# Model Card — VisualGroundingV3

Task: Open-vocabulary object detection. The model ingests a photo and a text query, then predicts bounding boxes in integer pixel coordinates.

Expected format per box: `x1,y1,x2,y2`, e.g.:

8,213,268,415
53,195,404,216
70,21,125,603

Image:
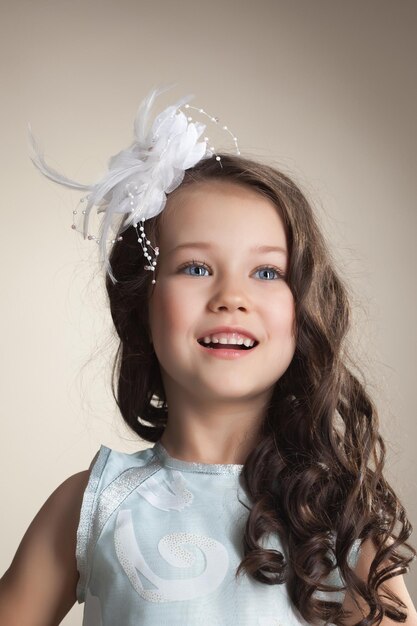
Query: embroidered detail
88,459,161,561
76,445,111,603
114,508,229,602
137,469,193,511
153,441,244,475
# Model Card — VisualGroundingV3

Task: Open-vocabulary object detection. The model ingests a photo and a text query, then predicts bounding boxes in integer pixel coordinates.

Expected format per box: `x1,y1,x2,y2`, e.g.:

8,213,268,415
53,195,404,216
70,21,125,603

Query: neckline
153,441,244,475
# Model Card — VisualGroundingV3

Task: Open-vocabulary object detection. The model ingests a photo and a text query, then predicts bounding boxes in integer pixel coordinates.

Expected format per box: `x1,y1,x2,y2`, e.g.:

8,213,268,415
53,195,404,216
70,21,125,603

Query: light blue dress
76,442,361,625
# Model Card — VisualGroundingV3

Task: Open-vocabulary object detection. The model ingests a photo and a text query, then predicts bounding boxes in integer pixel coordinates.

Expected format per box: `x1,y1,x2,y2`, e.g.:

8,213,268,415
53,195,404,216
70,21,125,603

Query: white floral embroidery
114,508,229,602
136,469,193,511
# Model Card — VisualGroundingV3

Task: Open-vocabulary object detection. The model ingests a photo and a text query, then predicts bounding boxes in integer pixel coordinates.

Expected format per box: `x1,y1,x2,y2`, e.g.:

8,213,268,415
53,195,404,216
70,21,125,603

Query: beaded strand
69,101,240,286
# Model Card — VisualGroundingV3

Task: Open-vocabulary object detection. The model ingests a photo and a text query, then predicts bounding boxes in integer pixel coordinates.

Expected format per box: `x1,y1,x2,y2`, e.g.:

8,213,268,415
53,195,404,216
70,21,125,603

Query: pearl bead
152,279,156,284
64,100,240,269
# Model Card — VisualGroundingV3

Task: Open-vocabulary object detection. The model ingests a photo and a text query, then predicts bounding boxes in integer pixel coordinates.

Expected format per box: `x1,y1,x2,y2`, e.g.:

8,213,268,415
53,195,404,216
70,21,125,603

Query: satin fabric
76,442,361,626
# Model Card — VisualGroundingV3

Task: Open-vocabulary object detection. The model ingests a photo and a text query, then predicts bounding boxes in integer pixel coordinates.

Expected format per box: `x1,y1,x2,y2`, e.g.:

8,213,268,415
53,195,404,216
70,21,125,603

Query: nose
207,275,250,313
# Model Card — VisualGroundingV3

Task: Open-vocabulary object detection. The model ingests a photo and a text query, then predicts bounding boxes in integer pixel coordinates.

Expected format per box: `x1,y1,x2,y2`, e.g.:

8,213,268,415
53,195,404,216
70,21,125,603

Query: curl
105,154,416,624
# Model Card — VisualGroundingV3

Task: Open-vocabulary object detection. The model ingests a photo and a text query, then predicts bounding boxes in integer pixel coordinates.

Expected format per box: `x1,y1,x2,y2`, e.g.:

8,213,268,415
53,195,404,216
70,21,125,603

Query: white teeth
200,334,255,347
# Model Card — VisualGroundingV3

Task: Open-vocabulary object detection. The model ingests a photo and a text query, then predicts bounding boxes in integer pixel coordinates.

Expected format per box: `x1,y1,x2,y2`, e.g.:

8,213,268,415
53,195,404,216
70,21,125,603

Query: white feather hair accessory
28,86,240,284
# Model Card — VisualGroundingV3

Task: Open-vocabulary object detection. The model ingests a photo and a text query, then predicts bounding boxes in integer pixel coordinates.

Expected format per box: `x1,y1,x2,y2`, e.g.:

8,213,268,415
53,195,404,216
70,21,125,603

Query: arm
0,468,91,626
342,538,417,625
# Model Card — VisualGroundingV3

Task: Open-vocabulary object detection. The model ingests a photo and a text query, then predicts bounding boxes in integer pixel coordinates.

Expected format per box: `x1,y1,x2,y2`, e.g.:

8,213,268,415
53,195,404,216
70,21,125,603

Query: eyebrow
167,242,287,256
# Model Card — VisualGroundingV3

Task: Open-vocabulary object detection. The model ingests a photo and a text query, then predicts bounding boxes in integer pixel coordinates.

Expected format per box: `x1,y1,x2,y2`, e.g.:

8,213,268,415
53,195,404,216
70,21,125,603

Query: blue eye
254,267,282,280
177,260,284,280
180,262,210,277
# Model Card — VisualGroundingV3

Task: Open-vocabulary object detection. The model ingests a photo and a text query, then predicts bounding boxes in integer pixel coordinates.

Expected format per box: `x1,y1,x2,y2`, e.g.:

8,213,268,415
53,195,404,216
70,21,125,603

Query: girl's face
148,180,296,408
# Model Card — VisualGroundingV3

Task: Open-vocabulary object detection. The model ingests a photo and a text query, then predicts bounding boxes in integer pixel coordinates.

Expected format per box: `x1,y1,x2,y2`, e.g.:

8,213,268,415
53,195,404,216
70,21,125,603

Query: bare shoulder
342,537,417,625
0,466,92,626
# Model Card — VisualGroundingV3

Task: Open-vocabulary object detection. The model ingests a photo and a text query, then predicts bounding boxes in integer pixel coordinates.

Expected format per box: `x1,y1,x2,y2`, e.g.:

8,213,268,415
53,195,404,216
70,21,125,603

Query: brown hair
105,154,415,625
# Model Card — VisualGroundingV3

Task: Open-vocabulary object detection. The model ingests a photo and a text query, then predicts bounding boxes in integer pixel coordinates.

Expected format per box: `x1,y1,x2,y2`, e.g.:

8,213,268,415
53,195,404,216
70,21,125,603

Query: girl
0,90,416,626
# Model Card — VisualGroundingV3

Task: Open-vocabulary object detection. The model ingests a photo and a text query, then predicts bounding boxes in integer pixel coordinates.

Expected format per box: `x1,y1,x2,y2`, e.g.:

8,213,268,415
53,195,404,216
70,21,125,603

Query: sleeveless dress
76,442,361,626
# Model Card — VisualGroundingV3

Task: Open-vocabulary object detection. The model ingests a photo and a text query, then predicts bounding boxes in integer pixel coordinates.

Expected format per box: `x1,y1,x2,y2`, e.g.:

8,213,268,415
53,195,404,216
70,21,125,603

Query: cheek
149,282,196,344
266,289,296,341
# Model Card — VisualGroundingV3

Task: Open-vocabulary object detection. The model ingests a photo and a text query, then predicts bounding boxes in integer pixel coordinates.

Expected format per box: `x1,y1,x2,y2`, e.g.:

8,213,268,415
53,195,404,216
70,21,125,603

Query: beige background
1,0,416,621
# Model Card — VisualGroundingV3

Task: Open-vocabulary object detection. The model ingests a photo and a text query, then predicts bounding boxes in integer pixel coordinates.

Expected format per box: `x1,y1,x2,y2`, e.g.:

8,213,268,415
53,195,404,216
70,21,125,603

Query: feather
27,87,232,284
134,84,177,145
28,123,91,192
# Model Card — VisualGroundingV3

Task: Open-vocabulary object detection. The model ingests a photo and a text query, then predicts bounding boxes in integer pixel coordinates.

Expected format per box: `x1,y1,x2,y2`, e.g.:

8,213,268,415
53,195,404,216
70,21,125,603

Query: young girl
0,89,416,626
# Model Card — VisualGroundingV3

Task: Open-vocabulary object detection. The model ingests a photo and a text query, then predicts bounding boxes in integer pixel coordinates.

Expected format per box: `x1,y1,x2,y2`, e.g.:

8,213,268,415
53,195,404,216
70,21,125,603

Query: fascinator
28,86,240,284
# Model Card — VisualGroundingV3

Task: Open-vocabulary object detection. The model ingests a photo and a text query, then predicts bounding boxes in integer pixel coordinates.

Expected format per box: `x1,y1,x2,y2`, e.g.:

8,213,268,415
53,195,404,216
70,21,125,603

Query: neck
159,403,266,465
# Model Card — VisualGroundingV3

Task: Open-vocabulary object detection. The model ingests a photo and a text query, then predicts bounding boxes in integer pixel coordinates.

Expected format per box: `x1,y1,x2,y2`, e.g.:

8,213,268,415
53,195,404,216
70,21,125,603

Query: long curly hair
105,154,415,625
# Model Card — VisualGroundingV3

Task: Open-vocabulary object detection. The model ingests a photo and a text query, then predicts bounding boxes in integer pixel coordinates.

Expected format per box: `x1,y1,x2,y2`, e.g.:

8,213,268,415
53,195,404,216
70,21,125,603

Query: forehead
159,180,287,250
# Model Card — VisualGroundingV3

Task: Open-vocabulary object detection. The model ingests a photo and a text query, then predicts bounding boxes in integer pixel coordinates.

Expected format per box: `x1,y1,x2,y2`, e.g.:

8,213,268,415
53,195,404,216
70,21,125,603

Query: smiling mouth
196,339,259,351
